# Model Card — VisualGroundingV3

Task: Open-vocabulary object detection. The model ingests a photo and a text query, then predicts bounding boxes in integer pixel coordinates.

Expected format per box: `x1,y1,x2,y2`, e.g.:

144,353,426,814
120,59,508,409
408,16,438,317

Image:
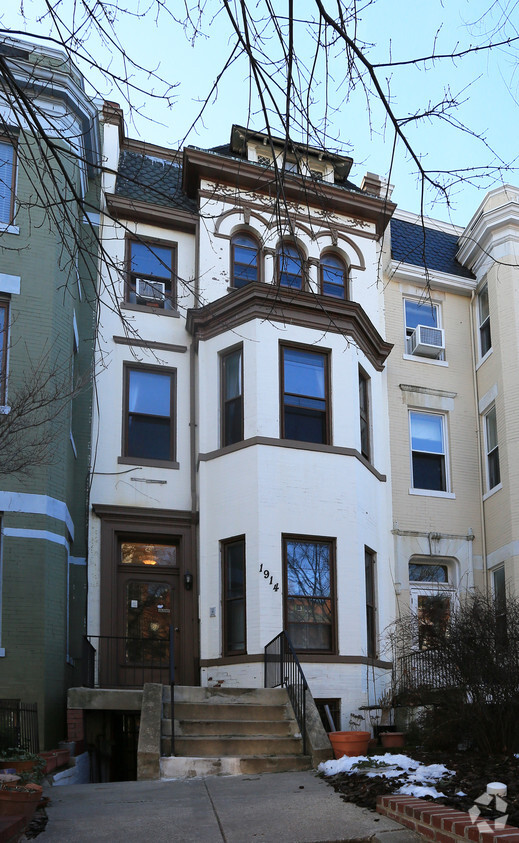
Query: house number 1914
259,563,279,591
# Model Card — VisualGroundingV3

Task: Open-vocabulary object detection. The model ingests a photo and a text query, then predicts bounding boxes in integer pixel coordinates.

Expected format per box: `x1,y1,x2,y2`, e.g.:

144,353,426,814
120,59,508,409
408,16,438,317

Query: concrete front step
165,701,291,721
174,735,303,757
163,686,289,705
160,754,312,778
170,718,299,737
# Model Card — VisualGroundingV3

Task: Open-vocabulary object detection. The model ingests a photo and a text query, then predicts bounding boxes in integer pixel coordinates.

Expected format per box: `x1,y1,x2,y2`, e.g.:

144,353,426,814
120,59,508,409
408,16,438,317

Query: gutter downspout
470,289,489,595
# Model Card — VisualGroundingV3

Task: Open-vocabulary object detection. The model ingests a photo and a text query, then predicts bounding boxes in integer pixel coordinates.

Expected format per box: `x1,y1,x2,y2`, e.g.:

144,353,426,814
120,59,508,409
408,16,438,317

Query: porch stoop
159,686,313,778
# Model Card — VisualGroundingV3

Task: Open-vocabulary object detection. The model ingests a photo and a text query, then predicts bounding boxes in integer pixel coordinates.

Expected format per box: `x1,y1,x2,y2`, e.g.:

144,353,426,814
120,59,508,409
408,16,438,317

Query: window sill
0,406,10,416
476,347,493,370
121,302,180,318
118,456,179,470
483,482,502,502
402,353,448,367
0,224,19,235
409,488,455,499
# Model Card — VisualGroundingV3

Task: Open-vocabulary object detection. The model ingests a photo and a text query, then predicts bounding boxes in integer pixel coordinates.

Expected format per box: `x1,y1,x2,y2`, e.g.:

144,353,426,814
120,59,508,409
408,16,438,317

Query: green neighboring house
0,37,100,748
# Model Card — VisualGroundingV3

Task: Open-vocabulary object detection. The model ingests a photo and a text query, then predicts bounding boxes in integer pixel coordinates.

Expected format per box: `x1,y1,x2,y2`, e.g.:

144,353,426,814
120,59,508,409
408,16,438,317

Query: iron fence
397,649,459,695
0,699,39,753
264,631,307,755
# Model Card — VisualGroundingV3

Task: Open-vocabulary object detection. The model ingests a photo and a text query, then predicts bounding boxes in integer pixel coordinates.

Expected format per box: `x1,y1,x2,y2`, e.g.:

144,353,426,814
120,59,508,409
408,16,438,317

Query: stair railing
264,631,308,755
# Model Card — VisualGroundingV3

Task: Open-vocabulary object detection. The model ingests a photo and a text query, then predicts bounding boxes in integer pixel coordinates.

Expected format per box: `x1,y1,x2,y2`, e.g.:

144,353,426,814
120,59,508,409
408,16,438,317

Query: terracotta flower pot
0,783,43,825
39,752,57,774
0,759,37,775
380,731,406,749
55,749,70,767
328,731,371,759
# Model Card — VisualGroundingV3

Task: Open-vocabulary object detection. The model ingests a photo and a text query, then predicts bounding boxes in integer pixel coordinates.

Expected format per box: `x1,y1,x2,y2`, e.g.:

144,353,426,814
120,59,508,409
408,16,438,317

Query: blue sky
2,0,518,226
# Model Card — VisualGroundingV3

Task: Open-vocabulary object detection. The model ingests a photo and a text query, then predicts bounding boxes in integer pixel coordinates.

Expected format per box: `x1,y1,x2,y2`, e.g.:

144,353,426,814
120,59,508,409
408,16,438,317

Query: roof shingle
115,150,197,214
390,218,474,279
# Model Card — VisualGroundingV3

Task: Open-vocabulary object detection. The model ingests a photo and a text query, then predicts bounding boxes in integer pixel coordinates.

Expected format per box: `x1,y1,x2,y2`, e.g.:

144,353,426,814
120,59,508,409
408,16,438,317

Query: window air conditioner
136,278,166,301
408,324,445,358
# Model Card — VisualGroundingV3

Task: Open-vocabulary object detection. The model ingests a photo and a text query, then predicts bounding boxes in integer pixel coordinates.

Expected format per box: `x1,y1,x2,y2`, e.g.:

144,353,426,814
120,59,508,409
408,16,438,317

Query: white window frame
478,284,492,360
403,297,444,360
483,405,501,494
409,559,455,652
409,410,452,497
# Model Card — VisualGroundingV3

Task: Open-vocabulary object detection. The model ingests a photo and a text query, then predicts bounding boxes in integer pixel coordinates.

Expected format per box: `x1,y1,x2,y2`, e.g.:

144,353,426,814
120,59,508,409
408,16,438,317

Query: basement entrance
87,710,140,782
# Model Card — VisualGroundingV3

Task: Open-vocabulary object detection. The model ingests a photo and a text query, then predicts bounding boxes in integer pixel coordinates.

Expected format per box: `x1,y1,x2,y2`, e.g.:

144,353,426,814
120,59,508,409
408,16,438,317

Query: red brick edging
377,795,519,842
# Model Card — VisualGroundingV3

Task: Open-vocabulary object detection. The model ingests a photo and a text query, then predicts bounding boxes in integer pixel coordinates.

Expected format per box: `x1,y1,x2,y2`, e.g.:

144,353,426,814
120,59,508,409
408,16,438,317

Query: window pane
227,599,245,652
128,416,171,460
223,351,242,401
226,542,245,598
121,542,177,567
412,452,445,491
405,300,438,331
0,142,14,224
284,348,325,398
488,449,500,489
286,541,330,597
321,255,346,297
409,563,448,583
479,287,489,323
284,406,326,443
224,398,242,447
486,407,498,451
410,412,443,454
278,244,302,288
224,539,245,653
130,242,172,278
129,370,170,417
494,567,506,612
417,595,450,650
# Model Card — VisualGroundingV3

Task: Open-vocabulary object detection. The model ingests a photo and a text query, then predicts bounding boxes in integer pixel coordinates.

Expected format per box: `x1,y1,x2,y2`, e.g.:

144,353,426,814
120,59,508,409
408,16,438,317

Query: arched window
231,233,259,288
320,253,348,298
278,243,304,290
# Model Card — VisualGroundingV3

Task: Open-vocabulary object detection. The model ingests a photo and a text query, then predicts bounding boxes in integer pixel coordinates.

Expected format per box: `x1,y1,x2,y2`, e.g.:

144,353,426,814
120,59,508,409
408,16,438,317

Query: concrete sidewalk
35,770,421,842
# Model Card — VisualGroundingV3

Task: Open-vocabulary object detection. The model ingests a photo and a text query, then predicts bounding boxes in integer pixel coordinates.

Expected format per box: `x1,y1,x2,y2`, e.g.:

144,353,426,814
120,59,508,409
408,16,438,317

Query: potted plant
0,781,43,826
328,712,371,759
380,731,406,749
0,748,46,782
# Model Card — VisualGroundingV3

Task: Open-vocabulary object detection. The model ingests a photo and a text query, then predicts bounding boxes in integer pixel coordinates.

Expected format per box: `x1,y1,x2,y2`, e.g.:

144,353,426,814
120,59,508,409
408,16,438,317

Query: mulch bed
323,749,519,827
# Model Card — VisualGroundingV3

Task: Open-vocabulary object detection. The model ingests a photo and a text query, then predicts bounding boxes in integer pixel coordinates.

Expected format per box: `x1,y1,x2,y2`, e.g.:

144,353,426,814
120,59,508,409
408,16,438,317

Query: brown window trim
319,251,349,299
358,366,371,462
365,547,377,659
280,341,331,446
0,300,8,404
122,362,177,464
220,343,243,447
125,234,178,311
230,230,261,288
0,136,17,227
222,535,247,656
283,534,337,655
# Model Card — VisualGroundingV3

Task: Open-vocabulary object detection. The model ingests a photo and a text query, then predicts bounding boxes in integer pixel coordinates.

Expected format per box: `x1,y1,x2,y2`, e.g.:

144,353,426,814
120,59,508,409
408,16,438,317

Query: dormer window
277,243,304,290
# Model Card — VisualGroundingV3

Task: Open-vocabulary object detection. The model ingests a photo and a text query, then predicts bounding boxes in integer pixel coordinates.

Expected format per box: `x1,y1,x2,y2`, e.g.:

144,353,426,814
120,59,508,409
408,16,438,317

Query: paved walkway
35,770,421,842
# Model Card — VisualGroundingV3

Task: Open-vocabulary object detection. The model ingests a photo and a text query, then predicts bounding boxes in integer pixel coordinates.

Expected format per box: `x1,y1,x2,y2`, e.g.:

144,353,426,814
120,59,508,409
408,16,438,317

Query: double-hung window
478,285,491,357
284,536,335,652
277,243,304,289
0,140,16,226
410,411,447,492
0,301,8,404
320,253,348,298
365,548,377,658
124,365,176,463
358,368,371,461
404,298,444,359
222,537,246,655
127,239,176,309
484,405,500,490
231,233,259,288
281,345,329,444
221,346,243,447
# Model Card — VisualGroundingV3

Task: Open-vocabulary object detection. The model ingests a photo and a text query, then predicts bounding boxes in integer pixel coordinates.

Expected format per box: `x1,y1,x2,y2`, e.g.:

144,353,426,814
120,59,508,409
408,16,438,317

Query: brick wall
377,795,519,842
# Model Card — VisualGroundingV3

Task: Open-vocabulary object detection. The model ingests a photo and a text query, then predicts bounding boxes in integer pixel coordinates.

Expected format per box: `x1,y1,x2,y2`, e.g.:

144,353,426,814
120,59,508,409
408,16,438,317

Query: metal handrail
264,631,308,755
82,633,171,689
169,625,175,756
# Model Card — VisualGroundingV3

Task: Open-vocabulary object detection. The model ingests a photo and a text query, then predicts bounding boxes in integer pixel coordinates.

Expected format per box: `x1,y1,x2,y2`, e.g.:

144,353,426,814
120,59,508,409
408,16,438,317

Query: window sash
221,347,243,447
281,346,329,444
320,255,347,298
125,366,175,462
478,287,491,356
359,369,370,461
365,549,376,658
127,240,176,308
0,140,15,225
0,301,8,404
485,406,500,489
231,235,258,288
278,245,303,289
404,299,439,336
222,537,246,655
284,537,335,653
410,412,447,491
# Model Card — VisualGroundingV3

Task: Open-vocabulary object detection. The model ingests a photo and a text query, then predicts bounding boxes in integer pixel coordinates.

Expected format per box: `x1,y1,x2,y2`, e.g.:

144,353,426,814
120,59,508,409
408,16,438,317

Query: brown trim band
187,282,392,371
113,336,187,353
117,456,180,470
105,193,198,232
92,503,198,525
200,654,392,669
199,436,386,482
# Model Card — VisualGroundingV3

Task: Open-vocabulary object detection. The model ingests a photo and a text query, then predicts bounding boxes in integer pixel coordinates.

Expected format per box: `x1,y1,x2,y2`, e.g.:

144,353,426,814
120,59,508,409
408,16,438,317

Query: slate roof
390,217,474,279
115,149,197,214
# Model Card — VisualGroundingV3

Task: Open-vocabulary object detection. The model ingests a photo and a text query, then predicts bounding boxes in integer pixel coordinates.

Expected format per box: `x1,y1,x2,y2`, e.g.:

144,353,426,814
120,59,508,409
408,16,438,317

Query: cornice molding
105,193,198,232
387,259,476,296
183,147,396,238
457,198,519,271
187,282,392,371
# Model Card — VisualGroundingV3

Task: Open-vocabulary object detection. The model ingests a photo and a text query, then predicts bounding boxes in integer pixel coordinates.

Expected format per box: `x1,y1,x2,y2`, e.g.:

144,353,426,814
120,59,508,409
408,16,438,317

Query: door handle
175,627,180,632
